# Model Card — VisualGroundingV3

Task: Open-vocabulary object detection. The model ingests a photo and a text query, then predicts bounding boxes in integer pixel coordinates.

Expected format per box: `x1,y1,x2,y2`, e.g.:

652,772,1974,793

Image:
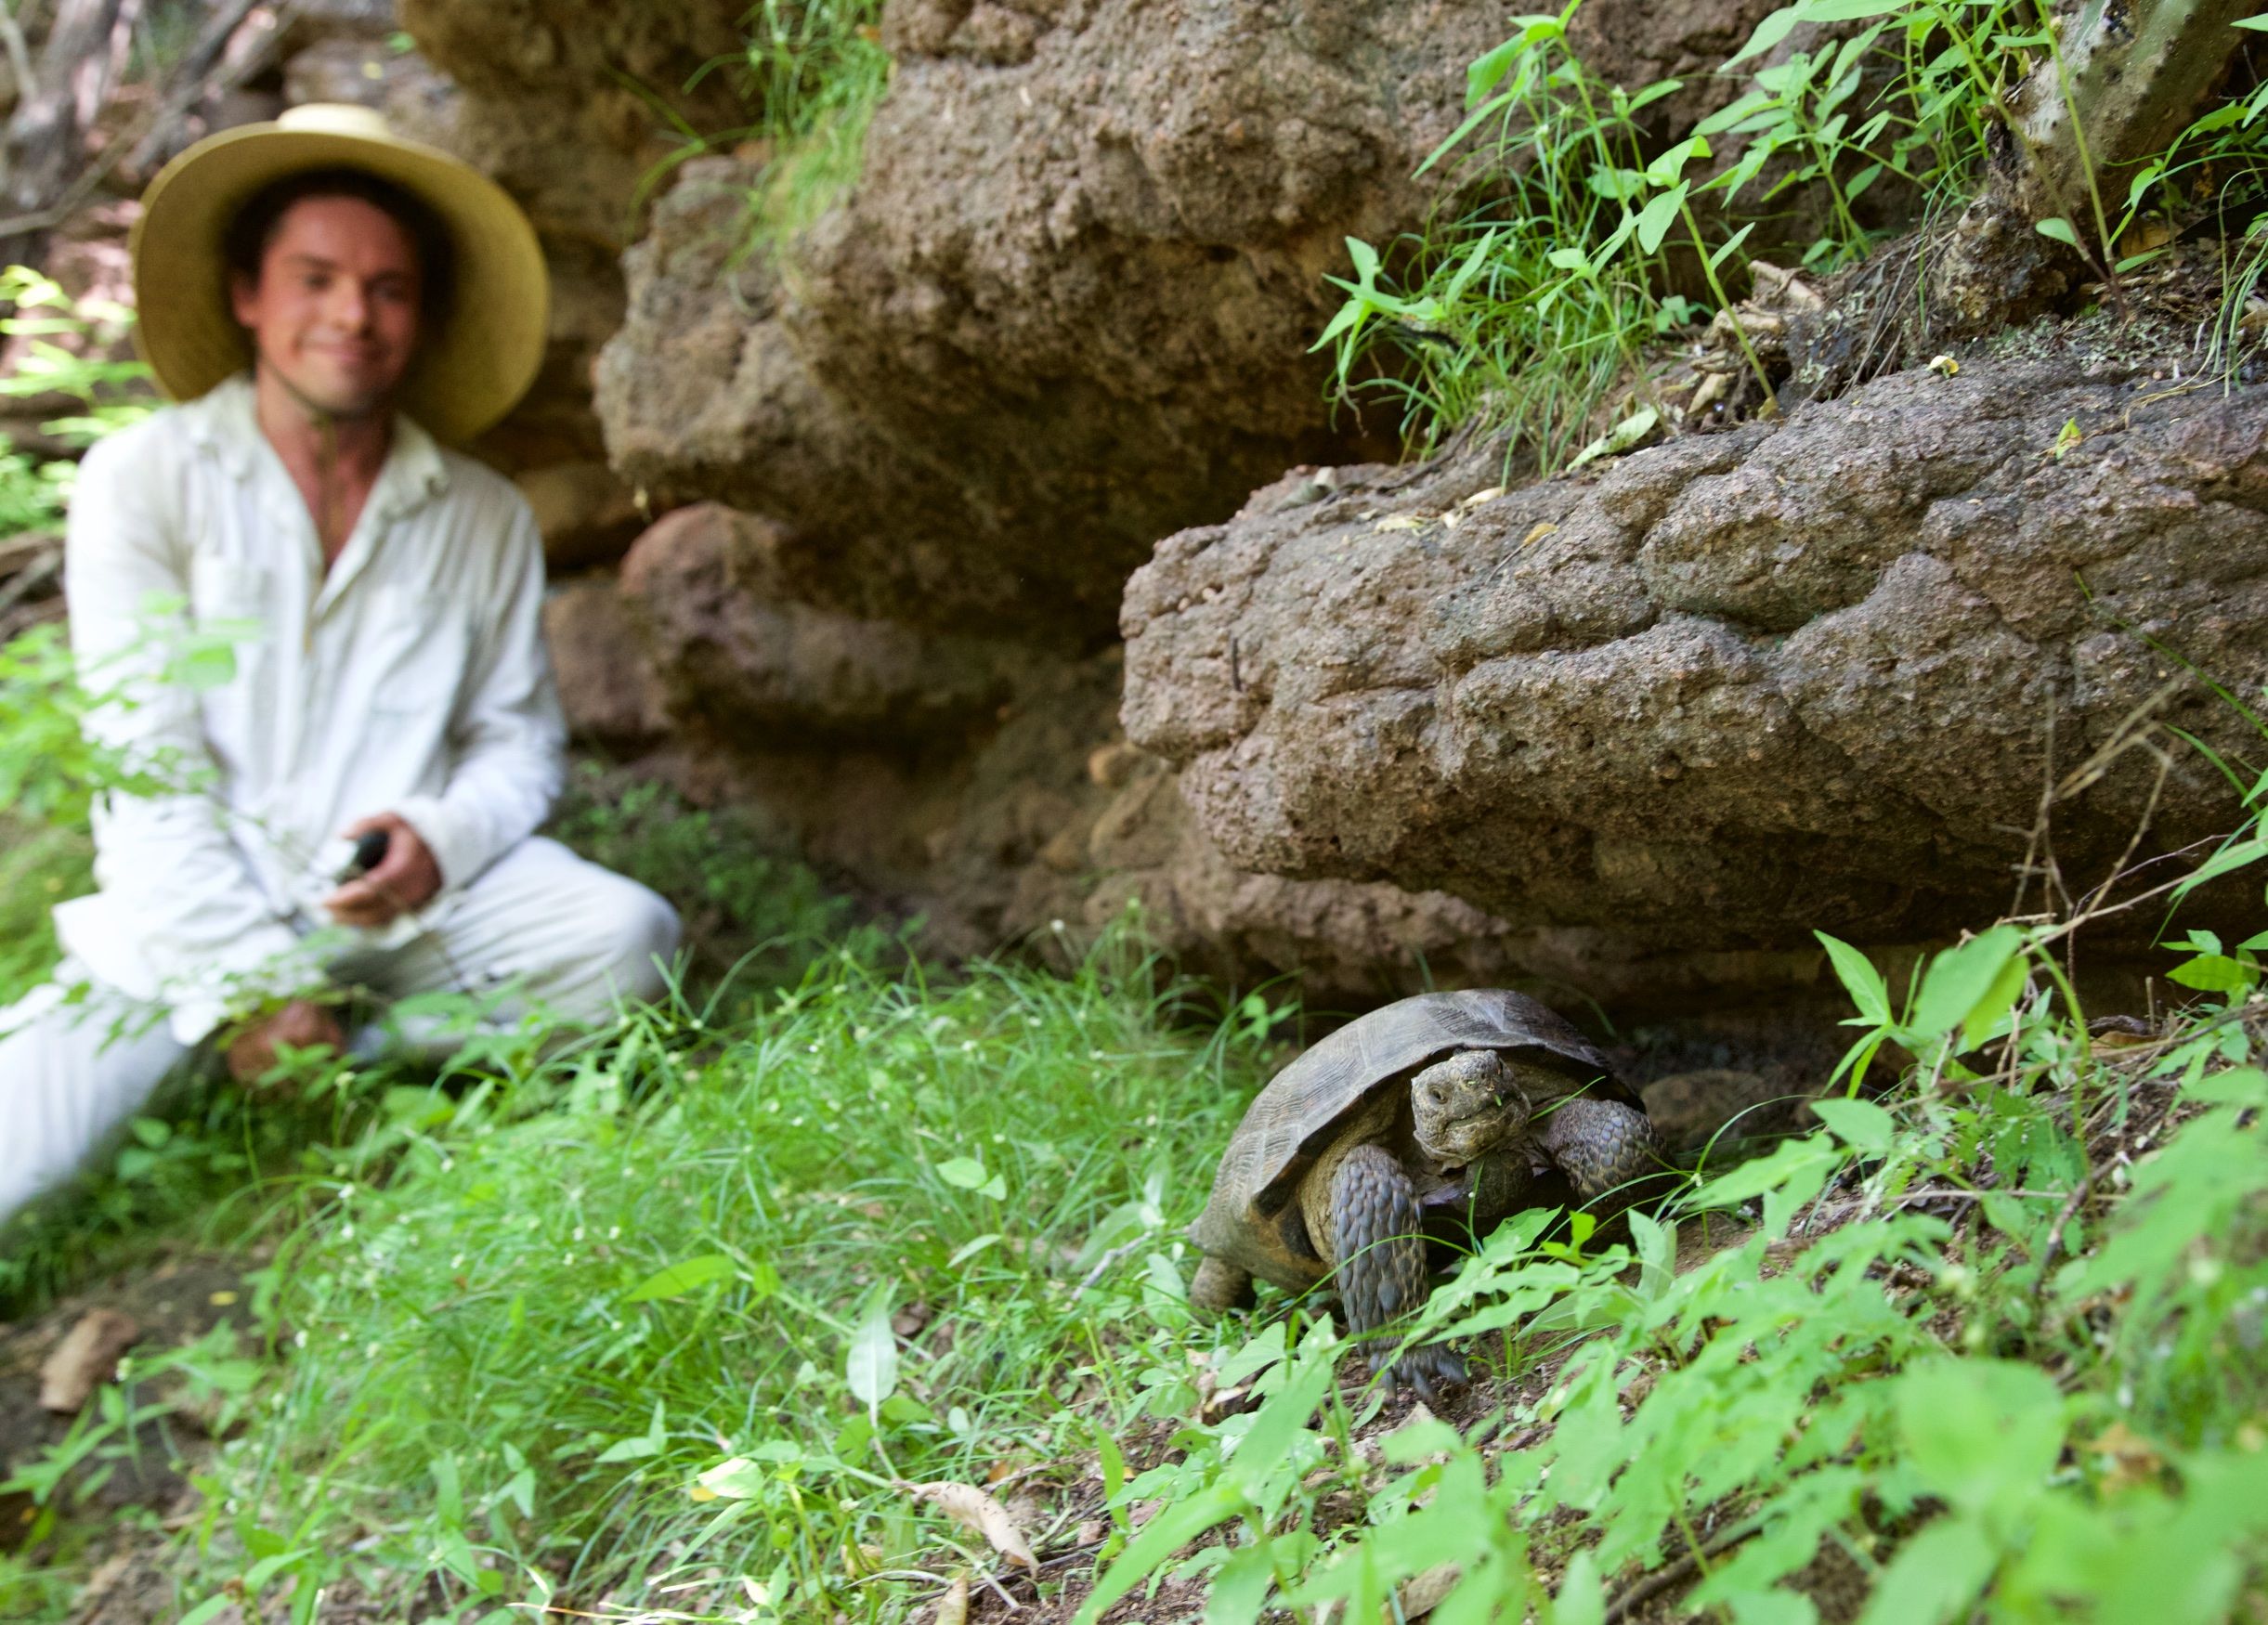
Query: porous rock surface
1124,360,2268,961
596,0,1781,636
618,502,1045,742
339,0,751,474
562,501,1529,998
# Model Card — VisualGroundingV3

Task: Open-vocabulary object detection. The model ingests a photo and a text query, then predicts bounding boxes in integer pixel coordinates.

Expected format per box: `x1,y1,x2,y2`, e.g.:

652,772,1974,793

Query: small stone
38,1309,141,1414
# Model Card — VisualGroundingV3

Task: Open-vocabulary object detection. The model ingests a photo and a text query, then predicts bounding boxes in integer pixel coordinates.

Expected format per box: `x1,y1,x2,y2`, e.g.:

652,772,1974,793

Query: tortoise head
1409,1049,1531,1164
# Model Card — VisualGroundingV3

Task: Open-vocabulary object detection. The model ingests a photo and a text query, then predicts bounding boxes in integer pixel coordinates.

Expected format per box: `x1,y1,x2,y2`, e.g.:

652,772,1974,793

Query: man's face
229,193,422,420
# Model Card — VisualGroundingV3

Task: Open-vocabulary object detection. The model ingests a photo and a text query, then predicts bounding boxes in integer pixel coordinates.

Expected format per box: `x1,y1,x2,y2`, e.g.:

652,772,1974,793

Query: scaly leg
1330,1143,1466,1401
1538,1096,1660,1203
1190,1255,1256,1314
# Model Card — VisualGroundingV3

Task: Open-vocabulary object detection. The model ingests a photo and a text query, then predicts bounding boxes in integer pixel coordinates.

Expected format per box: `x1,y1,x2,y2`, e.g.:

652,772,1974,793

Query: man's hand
322,812,442,930
227,998,345,1085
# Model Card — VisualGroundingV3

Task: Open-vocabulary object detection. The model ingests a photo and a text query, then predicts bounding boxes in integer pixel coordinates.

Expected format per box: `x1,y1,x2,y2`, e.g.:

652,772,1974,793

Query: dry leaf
39,1309,140,1414
892,1300,934,1339
2090,1420,2165,1491
1315,1563,1463,1625
907,1480,1038,1572
1401,1564,1464,1619
1459,486,1506,509
933,1575,971,1625
1198,1383,1250,1421
1374,514,1426,533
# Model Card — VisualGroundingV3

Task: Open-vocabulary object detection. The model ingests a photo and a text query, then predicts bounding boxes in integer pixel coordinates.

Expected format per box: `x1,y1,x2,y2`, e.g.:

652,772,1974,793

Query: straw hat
129,102,549,445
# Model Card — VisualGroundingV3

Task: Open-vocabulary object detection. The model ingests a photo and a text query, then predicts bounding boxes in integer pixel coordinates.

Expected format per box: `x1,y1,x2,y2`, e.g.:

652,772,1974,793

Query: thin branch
0,0,284,243
0,5,35,110
1603,1513,1767,1624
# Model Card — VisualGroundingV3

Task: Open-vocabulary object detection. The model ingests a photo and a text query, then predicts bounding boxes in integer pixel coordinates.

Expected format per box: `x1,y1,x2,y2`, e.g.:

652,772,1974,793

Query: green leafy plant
0,265,153,532
628,0,893,259
1078,955,2268,1624
1323,1,2268,459
1315,8,1707,466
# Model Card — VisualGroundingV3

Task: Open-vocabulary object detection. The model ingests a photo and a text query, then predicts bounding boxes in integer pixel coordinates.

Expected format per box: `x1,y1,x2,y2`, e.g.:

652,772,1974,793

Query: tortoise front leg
1419,1149,1536,1223
1538,1096,1659,1203
1190,1256,1255,1314
1330,1143,1466,1401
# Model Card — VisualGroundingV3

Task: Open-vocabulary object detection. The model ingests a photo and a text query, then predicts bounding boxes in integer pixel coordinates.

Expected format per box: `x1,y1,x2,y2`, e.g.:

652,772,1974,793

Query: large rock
544,573,668,748
575,503,1545,998
1122,359,2268,973
335,1,752,469
619,502,1045,741
596,0,1783,637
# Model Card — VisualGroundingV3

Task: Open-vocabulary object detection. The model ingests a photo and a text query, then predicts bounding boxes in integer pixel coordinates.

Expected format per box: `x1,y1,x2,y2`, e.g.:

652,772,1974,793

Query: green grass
156,934,1271,1620
724,0,893,256
1,697,2262,1624
6,877,2253,1625
632,0,893,260
0,816,86,1006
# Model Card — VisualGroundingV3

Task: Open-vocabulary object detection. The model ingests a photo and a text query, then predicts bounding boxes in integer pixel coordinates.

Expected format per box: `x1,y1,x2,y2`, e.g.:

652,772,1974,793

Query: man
0,104,681,1222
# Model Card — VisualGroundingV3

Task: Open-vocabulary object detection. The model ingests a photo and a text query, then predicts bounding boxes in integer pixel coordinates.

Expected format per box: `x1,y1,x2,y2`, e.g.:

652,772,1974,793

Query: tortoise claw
1371,1341,1467,1401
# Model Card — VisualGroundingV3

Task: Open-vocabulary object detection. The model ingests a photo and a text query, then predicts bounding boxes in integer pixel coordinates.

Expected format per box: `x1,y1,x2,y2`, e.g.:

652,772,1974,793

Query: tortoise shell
1190,989,1628,1287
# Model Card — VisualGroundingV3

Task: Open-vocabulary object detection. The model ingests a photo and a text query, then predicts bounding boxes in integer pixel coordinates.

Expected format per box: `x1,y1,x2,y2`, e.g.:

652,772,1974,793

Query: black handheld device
337,828,390,883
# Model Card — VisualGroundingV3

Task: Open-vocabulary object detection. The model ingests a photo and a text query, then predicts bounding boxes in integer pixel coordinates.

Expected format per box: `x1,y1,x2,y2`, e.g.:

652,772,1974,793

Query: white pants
0,837,680,1224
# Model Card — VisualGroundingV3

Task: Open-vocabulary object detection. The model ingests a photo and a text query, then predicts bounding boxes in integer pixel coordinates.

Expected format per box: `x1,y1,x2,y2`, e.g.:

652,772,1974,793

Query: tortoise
1189,989,1657,1397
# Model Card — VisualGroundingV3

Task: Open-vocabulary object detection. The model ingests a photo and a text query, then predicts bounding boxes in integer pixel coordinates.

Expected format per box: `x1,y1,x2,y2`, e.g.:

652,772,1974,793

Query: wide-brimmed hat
129,102,548,444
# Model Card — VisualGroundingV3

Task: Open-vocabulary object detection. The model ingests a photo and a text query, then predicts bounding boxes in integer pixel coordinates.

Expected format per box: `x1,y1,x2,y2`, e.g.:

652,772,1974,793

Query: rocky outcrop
618,502,1046,743
1122,360,2268,974
542,575,668,748
299,1,749,486
595,0,1784,637
555,502,1546,999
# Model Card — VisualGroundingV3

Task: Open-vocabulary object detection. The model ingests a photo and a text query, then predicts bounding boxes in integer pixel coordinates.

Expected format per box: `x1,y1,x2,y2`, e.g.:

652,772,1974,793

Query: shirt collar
189,370,450,513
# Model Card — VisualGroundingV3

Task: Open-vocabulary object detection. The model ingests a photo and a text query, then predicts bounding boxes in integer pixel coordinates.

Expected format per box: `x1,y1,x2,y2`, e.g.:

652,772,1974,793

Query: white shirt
53,372,566,1043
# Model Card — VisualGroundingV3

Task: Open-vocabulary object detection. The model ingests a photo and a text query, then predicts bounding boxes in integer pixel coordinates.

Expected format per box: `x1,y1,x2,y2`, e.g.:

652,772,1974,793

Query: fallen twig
1603,1512,1768,1623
